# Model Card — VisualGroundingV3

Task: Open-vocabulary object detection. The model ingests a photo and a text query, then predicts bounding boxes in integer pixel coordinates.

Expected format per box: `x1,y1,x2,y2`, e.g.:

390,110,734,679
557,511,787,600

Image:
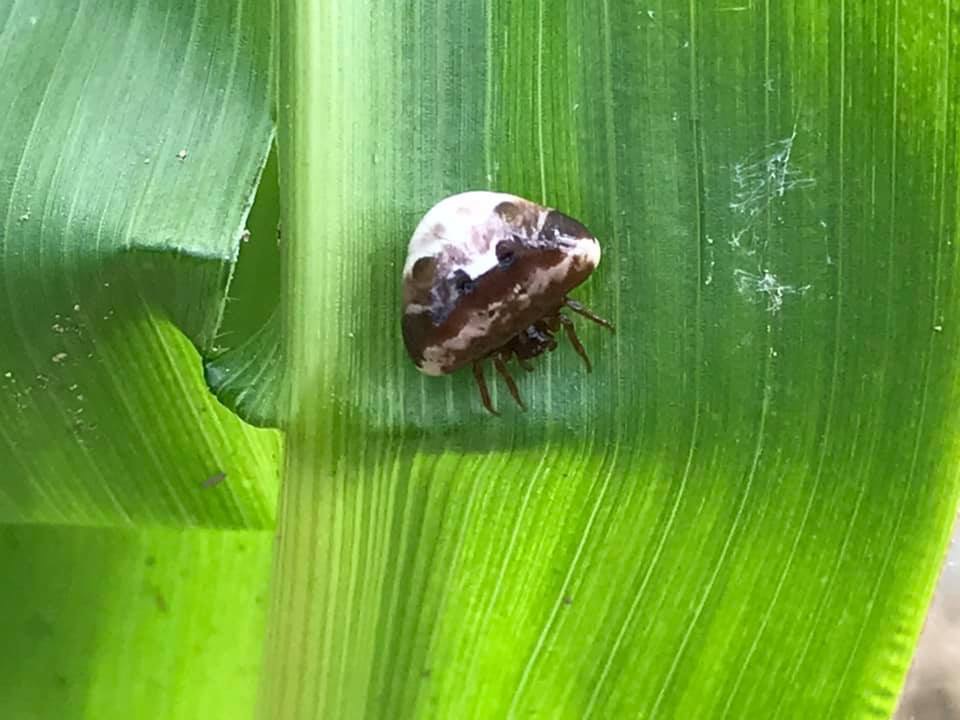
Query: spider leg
559,313,592,372
541,324,559,352
472,360,499,415
564,298,615,331
493,354,527,410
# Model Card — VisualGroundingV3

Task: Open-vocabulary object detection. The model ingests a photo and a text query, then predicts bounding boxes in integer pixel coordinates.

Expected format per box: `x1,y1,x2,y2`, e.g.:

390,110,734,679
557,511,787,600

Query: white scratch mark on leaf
730,128,815,219
734,268,811,314
727,127,816,254
705,234,715,286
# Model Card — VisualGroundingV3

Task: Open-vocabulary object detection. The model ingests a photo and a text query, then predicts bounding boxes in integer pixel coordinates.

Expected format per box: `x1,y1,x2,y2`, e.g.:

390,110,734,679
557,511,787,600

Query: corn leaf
263,1,960,718
4,1,960,718
0,525,273,719
0,2,280,526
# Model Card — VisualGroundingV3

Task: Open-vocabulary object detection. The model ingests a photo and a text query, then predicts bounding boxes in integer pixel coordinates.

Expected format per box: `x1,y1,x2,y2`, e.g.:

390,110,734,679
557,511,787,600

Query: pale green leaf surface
0,524,272,720
265,1,960,718
0,2,280,526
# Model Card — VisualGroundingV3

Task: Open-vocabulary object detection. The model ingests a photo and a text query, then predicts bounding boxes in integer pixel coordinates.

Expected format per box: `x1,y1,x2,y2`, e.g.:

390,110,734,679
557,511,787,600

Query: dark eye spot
494,201,519,223
542,209,592,244
452,269,475,294
496,241,516,268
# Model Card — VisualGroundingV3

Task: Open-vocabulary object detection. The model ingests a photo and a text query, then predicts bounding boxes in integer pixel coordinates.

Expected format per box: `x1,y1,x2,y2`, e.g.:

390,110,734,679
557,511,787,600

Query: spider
402,191,614,415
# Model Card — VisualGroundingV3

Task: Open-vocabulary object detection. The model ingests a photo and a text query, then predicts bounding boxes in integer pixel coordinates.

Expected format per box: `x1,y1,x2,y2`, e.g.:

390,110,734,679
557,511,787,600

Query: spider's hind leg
558,313,593,372
493,352,527,410
564,298,615,332
472,360,499,415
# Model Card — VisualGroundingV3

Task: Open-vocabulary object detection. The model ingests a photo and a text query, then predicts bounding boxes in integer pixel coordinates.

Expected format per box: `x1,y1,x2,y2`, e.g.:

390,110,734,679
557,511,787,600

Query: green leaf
0,4,281,719
0,2,280,526
204,147,286,428
0,524,272,719
263,1,960,718
205,305,285,428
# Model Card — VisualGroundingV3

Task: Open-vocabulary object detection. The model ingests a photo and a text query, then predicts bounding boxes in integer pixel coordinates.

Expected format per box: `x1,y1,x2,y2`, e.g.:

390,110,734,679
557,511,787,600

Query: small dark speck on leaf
145,555,156,567
154,592,169,613
562,595,573,606
421,669,431,679
203,471,226,488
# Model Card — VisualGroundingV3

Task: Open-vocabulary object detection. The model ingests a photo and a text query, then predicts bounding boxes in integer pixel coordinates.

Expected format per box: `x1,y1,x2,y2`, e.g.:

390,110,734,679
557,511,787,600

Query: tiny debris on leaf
202,471,227,488
176,149,188,160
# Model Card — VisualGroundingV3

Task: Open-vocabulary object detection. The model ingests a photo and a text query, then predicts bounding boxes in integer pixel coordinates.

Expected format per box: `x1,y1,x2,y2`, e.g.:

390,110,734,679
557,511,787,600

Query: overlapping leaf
0,2,280,526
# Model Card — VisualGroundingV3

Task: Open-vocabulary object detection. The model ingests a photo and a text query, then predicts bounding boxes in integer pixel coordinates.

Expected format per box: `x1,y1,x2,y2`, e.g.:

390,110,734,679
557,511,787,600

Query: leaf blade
0,1,280,526
264,0,960,717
